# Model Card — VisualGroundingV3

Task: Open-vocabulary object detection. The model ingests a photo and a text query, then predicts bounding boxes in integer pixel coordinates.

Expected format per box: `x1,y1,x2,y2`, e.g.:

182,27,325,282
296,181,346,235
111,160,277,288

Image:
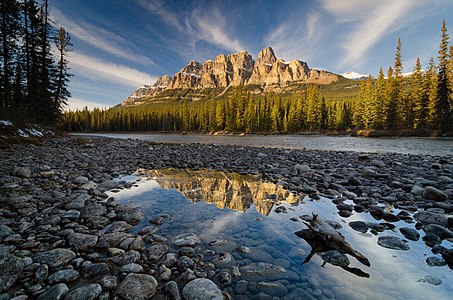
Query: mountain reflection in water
137,168,300,216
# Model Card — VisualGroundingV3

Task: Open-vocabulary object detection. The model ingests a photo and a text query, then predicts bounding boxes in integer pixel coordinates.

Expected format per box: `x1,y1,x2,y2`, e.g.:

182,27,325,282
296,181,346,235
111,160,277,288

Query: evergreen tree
427,57,439,126
305,84,321,130
373,67,386,129
412,57,429,129
436,19,452,129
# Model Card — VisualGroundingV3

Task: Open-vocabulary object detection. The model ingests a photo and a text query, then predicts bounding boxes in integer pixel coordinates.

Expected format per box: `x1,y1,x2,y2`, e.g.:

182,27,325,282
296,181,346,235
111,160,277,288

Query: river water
73,133,453,156
107,169,453,300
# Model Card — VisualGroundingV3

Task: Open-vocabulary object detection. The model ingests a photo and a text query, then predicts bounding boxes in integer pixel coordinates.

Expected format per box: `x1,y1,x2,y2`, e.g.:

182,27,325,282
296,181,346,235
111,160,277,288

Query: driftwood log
295,214,371,277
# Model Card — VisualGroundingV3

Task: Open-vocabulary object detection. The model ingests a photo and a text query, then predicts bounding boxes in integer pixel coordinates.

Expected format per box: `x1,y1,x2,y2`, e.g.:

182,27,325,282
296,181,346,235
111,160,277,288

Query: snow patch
341,71,370,80
18,129,29,138
26,128,44,137
0,120,13,126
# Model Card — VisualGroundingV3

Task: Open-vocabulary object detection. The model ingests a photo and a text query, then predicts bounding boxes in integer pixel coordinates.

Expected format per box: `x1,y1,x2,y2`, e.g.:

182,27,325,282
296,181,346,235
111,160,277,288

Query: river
72,133,453,156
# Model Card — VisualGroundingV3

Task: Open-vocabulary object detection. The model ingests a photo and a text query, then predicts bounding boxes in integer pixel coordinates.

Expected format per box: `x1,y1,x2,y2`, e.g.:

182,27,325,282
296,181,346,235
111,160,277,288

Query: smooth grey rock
207,239,237,253
241,263,287,281
165,281,181,300
116,273,157,300
349,221,368,233
423,224,453,239
105,221,132,234
14,167,31,178
80,203,106,218
399,227,420,241
319,250,350,267
100,275,118,290
417,275,442,286
414,211,448,226
119,263,143,273
182,278,223,300
0,253,25,293
33,248,76,268
426,256,446,267
82,262,110,279
74,176,89,185
258,281,288,297
377,236,409,250
174,233,200,247
37,283,68,300
68,232,98,251
144,244,168,262
162,253,178,268
48,269,79,284
35,264,48,281
116,207,144,225
177,256,195,269
423,186,448,201
65,283,102,300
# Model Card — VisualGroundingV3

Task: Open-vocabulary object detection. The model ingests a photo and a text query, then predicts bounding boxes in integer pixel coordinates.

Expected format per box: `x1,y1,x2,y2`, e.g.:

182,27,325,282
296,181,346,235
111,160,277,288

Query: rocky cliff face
122,47,339,106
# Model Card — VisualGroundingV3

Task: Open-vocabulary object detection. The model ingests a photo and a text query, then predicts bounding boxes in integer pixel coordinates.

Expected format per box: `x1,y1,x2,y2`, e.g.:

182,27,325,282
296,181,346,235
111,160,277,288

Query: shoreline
1,136,452,299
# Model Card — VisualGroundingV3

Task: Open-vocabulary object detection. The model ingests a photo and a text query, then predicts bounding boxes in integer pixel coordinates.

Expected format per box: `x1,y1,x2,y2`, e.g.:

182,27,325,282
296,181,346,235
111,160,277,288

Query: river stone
68,232,98,251
422,233,441,247
116,273,157,300
162,253,179,268
100,275,118,290
119,263,143,273
48,269,79,284
178,256,195,269
144,244,168,262
80,203,106,218
441,249,453,268
116,207,144,225
14,166,31,178
82,262,110,278
414,211,448,226
105,221,133,234
349,221,368,233
74,176,89,185
182,278,223,300
258,281,288,297
174,233,200,247
423,186,448,201
423,224,453,239
208,239,238,253
212,252,235,268
165,281,181,300
0,253,25,293
319,250,350,267
241,263,287,281
377,236,409,250
426,256,446,267
65,283,102,300
37,283,69,300
33,248,76,268
417,275,442,286
399,227,420,241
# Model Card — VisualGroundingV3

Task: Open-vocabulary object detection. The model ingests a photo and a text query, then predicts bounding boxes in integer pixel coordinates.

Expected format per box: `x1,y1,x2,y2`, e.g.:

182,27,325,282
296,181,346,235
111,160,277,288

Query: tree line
0,0,72,125
64,20,453,133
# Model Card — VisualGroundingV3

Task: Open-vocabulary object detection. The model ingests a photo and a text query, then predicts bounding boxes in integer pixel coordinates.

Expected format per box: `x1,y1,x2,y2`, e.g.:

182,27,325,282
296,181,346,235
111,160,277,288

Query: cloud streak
319,0,446,69
138,0,246,55
51,6,155,66
70,52,156,87
265,10,326,63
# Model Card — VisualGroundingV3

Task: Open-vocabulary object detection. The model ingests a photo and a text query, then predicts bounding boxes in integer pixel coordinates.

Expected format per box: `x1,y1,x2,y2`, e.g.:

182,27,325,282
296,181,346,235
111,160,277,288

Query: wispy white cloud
319,0,447,70
70,52,156,87
138,0,246,54
191,8,245,53
51,6,156,66
265,11,325,63
64,98,110,111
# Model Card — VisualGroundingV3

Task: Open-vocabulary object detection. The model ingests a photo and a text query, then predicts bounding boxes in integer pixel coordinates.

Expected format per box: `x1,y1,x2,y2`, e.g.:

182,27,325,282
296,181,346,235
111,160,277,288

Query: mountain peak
121,47,340,106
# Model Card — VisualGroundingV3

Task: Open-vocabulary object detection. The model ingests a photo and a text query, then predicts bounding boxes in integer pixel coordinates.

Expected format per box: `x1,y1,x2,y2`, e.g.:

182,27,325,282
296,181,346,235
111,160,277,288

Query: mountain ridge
121,47,341,107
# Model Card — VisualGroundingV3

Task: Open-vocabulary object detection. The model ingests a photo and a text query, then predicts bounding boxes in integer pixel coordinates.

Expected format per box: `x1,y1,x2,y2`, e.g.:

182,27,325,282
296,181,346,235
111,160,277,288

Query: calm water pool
108,169,453,299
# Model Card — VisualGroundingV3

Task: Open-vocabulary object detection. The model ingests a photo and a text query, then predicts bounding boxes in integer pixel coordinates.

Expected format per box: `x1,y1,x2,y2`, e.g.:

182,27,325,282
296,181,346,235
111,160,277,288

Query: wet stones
65,283,102,300
68,232,98,251
173,233,200,247
37,283,69,300
116,207,144,225
349,221,368,233
423,186,448,201
319,250,350,267
241,263,287,281
399,227,420,241
414,211,448,226
33,248,76,269
182,278,223,300
0,253,25,293
144,244,168,262
377,236,409,251
48,269,80,284
426,256,446,267
116,273,158,300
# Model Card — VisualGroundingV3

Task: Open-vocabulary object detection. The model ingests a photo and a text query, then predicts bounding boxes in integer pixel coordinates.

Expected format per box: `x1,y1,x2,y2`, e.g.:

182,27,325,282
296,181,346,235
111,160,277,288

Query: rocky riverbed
0,136,452,299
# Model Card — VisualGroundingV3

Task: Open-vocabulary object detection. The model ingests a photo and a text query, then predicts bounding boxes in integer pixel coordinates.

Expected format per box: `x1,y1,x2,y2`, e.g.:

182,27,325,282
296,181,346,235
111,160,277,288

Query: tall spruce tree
373,67,386,129
427,57,439,127
412,57,429,129
436,19,451,129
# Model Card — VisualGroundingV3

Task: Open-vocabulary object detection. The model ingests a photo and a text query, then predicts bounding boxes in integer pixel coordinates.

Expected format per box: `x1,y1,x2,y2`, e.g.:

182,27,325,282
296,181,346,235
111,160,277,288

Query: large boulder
0,253,25,293
33,248,76,268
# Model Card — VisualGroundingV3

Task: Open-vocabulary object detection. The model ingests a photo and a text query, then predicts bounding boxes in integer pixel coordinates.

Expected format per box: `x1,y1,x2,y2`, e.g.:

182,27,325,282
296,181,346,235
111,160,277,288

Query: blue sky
51,0,453,110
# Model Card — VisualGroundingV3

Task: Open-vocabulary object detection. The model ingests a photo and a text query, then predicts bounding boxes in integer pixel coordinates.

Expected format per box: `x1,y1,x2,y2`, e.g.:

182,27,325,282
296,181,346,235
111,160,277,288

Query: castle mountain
121,47,340,106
